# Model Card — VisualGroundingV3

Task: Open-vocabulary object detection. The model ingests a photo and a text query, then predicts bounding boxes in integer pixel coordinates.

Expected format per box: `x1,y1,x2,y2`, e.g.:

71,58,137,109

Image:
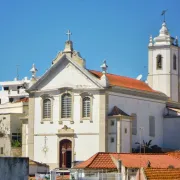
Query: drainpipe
117,160,122,173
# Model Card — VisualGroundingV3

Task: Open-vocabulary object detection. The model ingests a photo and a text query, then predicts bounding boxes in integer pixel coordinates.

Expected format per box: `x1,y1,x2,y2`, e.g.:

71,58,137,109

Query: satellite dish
136,74,143,80
145,80,148,84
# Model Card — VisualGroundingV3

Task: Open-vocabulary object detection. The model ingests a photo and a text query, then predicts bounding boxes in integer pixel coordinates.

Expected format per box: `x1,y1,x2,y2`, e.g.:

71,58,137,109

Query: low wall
0,157,29,180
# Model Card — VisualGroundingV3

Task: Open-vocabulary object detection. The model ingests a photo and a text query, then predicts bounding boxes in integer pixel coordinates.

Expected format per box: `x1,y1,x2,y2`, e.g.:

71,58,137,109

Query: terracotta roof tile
74,152,116,169
144,168,180,180
112,154,180,168
29,176,70,180
167,152,180,159
74,153,180,170
15,97,29,103
89,70,158,93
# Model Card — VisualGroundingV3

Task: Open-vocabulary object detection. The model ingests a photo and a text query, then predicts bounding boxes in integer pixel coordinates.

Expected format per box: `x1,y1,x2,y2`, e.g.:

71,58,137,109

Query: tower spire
66,30,72,41
30,63,38,79
100,60,109,87
64,30,73,54
161,9,168,22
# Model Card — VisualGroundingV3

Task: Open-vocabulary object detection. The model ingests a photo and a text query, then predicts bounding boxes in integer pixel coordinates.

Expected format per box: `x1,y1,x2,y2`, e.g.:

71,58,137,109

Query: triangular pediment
28,55,103,91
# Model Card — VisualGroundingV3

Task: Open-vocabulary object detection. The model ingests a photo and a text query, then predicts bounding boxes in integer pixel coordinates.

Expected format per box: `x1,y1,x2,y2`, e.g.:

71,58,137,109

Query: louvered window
43,99,51,119
82,97,91,118
156,54,163,69
61,93,72,118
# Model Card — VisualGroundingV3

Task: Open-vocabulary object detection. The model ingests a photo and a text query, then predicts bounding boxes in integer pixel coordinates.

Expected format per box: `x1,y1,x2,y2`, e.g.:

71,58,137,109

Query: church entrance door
59,139,72,168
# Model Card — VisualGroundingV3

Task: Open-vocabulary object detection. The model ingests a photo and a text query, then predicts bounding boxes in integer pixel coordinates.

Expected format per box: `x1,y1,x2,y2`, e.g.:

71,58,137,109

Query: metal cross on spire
66,30,72,41
161,9,168,22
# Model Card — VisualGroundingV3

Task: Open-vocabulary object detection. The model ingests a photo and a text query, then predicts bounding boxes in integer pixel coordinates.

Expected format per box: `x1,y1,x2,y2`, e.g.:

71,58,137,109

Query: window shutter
43,99,51,119
149,116,155,137
82,97,91,118
132,114,137,135
61,93,72,118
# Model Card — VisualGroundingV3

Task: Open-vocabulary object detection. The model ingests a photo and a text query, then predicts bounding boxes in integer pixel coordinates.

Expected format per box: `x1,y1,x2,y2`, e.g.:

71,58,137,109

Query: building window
9,98,14,103
4,87,9,91
124,128,127,134
111,137,114,143
12,133,21,142
82,97,91,118
61,93,72,118
132,113,137,135
0,147,3,154
0,99,1,104
149,116,155,137
173,55,177,70
11,133,21,147
156,54,162,69
43,99,51,119
111,120,115,126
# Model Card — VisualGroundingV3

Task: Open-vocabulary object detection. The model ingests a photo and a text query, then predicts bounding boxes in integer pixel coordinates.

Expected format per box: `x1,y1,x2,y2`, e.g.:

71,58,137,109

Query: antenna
136,74,143,80
16,65,20,80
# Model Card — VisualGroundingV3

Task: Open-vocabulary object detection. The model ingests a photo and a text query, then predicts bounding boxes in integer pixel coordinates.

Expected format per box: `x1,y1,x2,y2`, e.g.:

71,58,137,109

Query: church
23,21,180,169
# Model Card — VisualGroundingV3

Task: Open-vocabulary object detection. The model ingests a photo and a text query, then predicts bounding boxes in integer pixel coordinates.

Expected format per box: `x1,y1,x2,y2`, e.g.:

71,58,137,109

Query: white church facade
22,21,180,169
0,20,180,169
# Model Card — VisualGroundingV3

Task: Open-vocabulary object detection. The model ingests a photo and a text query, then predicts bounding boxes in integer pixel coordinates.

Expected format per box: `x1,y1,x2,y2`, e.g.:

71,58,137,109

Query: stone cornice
28,54,104,92
148,44,178,50
109,86,168,102
166,101,180,108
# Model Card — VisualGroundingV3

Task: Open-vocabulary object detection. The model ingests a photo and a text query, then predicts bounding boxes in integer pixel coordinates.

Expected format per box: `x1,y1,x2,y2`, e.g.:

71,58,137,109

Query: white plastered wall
33,92,100,166
108,92,165,149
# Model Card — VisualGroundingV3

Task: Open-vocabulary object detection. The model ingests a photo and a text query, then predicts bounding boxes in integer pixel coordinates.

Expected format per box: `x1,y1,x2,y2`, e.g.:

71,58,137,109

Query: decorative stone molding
40,94,54,123
80,92,93,122
57,125,74,136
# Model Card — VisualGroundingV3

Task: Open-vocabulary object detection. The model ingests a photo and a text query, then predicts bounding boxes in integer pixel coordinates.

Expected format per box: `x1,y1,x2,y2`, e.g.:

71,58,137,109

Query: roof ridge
86,152,100,168
88,69,139,81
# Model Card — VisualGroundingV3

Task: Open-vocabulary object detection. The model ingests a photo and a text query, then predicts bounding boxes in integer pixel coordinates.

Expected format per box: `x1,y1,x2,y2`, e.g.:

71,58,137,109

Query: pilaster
99,91,108,152
28,96,35,159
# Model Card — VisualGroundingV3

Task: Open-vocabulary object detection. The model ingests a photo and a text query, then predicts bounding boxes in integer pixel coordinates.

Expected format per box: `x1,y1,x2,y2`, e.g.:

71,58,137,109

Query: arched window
43,99,51,119
173,54,177,70
61,93,72,118
156,54,162,69
82,97,91,118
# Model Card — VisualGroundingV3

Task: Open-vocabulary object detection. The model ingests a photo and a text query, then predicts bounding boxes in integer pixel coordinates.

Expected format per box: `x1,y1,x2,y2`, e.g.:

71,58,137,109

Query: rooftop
74,152,180,169
89,70,161,94
144,168,180,180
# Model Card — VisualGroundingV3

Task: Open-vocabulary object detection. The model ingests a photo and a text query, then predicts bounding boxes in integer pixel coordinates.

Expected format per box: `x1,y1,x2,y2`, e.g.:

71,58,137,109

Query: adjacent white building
0,77,30,157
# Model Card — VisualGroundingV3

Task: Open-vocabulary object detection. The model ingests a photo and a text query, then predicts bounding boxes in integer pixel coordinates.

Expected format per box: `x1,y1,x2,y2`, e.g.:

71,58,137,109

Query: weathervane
66,30,72,41
161,9,168,22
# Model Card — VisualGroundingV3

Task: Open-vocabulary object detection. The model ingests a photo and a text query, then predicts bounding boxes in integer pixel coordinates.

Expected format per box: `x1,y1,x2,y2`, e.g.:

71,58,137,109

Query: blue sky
0,0,179,81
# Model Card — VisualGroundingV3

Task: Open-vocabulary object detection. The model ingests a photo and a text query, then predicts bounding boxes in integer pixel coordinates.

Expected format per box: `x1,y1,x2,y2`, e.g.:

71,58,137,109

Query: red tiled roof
29,175,70,180
112,153,180,168
144,168,180,180
56,175,70,180
167,152,180,159
89,70,157,93
74,152,116,169
16,97,29,103
75,152,180,170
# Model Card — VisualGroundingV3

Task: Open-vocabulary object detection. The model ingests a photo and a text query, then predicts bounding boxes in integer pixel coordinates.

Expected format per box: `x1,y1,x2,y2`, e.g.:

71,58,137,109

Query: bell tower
147,21,179,102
